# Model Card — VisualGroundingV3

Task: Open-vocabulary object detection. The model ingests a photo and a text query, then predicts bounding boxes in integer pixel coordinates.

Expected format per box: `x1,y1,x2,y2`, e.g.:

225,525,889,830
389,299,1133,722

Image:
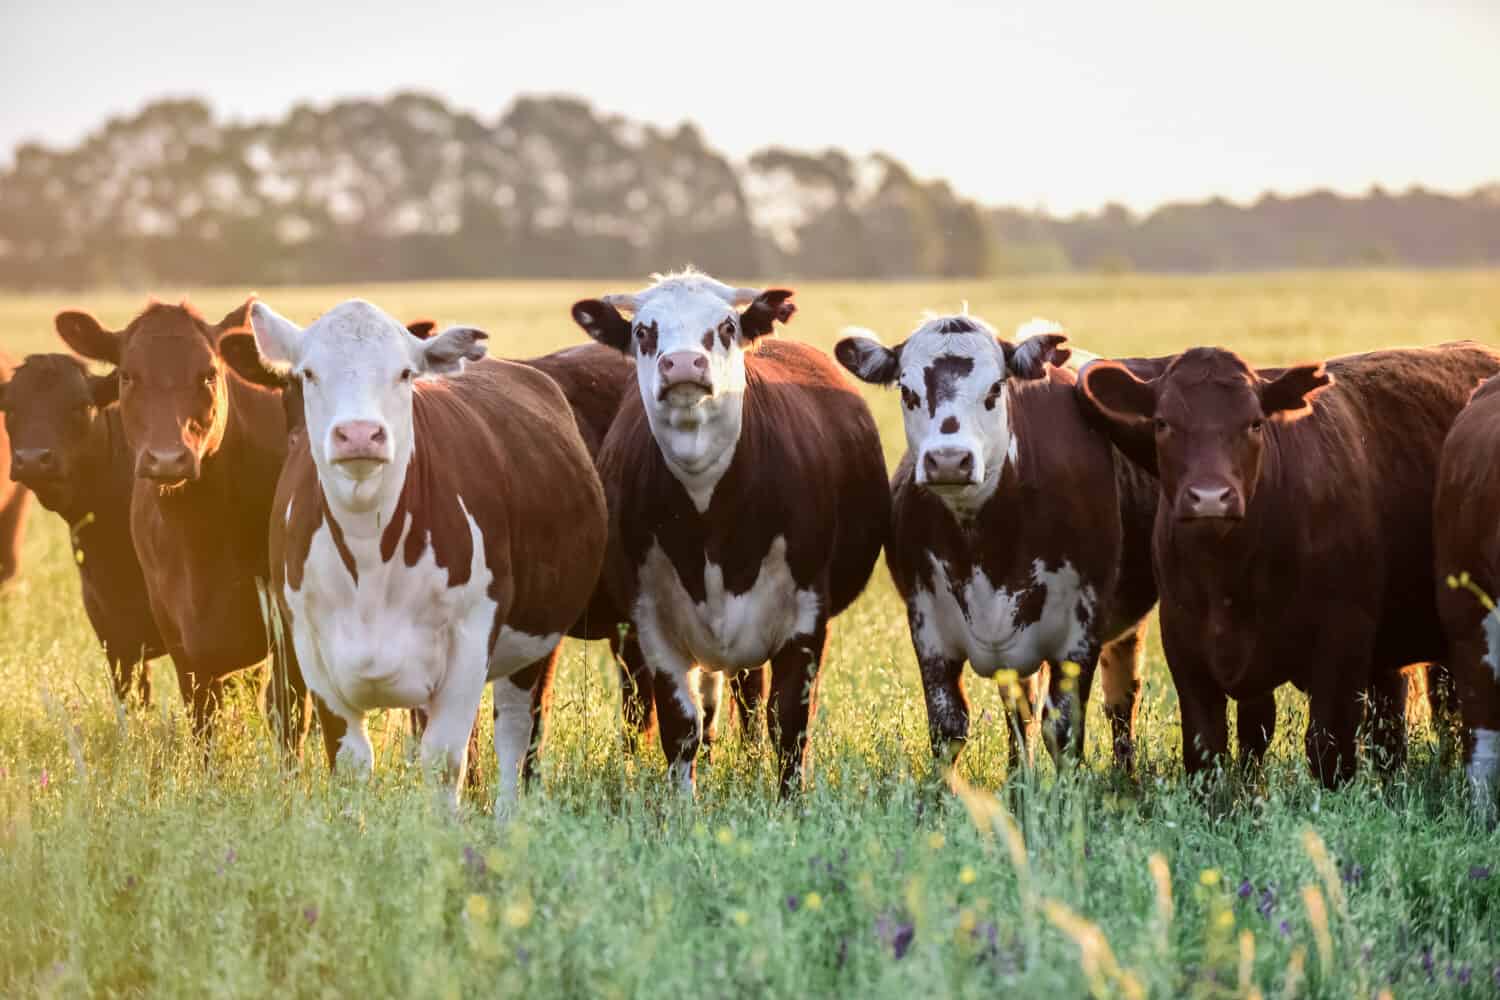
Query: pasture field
2,270,1499,998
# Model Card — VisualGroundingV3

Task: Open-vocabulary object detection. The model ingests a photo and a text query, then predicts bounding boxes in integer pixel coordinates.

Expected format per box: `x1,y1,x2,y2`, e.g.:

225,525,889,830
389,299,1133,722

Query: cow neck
56,407,130,536
646,385,744,514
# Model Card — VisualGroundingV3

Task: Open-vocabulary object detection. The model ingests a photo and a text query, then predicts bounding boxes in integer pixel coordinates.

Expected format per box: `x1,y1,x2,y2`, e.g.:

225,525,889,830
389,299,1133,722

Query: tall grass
2,272,1499,996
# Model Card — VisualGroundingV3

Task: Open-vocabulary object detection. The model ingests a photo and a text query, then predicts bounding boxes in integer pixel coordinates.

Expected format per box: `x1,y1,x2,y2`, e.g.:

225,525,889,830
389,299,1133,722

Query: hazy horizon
4,0,1497,216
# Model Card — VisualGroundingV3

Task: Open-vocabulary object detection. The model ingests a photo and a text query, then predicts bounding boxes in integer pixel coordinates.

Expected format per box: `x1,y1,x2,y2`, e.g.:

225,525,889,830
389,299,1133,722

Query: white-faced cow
836,316,1158,770
245,299,607,813
1082,341,1500,787
571,271,890,796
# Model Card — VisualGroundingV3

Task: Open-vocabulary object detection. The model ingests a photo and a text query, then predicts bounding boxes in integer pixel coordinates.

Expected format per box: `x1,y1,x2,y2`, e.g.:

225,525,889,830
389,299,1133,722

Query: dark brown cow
572,271,890,796
0,354,161,700
56,301,309,750
1434,373,1500,815
0,351,32,587
1082,341,1500,787
836,317,1158,770
245,298,607,814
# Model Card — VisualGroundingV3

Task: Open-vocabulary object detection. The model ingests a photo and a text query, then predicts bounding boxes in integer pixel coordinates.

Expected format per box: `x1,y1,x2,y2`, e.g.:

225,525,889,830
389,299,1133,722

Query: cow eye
1154,418,1169,433
300,368,318,386
1249,418,1264,433
120,372,134,387
400,368,415,383
201,370,217,386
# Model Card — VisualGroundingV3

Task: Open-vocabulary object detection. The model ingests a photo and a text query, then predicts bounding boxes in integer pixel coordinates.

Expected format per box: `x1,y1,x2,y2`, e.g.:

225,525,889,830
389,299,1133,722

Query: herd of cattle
2,269,1500,818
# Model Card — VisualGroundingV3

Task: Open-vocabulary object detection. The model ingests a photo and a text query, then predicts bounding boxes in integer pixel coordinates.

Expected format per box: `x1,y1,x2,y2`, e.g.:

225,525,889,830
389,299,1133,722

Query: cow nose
330,420,389,461
138,446,195,482
658,351,710,385
11,448,56,479
1184,483,1241,518
923,447,977,486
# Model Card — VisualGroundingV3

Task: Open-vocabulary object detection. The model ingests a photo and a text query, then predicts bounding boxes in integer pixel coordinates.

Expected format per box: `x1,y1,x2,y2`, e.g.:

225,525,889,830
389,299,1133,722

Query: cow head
246,299,486,513
55,300,251,490
1081,347,1331,523
0,354,119,513
836,315,1069,511
571,271,795,508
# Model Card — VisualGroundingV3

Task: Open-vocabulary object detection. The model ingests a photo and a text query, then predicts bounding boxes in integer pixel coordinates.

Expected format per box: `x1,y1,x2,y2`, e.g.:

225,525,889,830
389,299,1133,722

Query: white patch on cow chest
634,534,819,673
285,496,500,715
911,556,1095,677
1469,728,1500,817
1483,611,1500,683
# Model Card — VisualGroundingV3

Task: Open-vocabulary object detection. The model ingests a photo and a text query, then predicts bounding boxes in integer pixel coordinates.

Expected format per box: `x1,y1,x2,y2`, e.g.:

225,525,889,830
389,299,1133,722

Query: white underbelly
911,557,1096,678
635,535,819,673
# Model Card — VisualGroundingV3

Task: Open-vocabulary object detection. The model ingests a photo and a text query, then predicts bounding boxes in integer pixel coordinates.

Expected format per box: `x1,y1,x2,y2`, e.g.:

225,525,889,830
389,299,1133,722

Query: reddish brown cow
0,354,162,700
836,317,1158,770
572,271,890,796
56,301,309,750
0,351,32,587
1434,373,1500,815
1082,342,1500,787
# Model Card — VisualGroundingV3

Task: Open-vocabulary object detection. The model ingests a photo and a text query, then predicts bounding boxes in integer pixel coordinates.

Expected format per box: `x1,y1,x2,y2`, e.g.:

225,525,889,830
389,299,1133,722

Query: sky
2,0,1496,216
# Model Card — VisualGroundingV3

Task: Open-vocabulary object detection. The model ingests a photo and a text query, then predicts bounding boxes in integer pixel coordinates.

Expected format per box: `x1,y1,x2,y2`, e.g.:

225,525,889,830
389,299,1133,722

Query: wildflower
1237,878,1253,900
805,892,823,911
485,847,505,872
1061,661,1082,678
716,827,735,846
959,865,977,885
1469,865,1491,880
786,895,800,912
957,908,976,935
1457,965,1471,986
504,897,533,929
466,894,491,923
927,831,946,851
1257,886,1278,919
225,848,237,865
304,904,319,927
732,909,749,928
1215,910,1235,930
1277,920,1291,937
1199,868,1221,888
1340,862,1364,886
39,769,48,790
876,914,916,959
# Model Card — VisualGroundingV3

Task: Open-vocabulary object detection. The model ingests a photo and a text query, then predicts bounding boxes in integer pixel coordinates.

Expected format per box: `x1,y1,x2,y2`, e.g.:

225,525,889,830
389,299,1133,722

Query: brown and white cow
1082,341,1500,787
56,301,309,750
0,353,162,700
245,299,607,813
0,351,32,588
1434,373,1500,816
571,271,890,796
836,316,1158,770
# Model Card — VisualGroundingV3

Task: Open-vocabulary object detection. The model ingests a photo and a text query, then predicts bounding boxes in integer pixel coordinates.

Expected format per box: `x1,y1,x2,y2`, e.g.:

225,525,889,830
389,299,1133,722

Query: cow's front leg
103,642,152,706
652,659,704,795
172,658,224,748
730,667,769,744
1098,620,1147,771
998,667,1045,772
419,665,488,812
1044,646,1101,766
769,621,828,797
698,670,726,750
612,627,656,754
1235,693,1277,765
1364,668,1409,773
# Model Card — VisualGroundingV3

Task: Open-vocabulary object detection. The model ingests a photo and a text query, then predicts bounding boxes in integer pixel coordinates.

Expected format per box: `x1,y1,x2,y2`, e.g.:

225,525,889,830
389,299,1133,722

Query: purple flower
1277,920,1291,938
1469,865,1491,880
125,876,136,891
515,946,530,966
304,904,319,927
1457,965,1471,986
1420,948,1434,978
785,895,800,912
1257,887,1278,919
225,849,237,865
462,845,487,876
876,914,916,960
1237,878,1253,900
1340,862,1364,886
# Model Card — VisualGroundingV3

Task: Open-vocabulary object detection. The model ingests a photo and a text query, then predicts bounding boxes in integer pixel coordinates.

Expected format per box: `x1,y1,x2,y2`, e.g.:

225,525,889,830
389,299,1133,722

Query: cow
1080,341,1500,787
242,298,607,813
571,270,890,796
0,353,162,700
835,316,1158,772
55,300,311,752
1434,373,1500,817
220,328,652,782
0,351,32,587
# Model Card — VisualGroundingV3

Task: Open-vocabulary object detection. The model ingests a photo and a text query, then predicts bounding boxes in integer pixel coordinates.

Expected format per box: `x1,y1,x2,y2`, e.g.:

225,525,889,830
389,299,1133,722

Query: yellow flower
716,826,735,846
927,831,946,851
1199,868,1221,887
503,897,533,929
484,847,505,872
957,908,976,934
1061,660,1082,678
1215,909,1235,930
805,892,823,911
959,866,977,885
996,669,1018,687
465,894,491,923
732,909,749,927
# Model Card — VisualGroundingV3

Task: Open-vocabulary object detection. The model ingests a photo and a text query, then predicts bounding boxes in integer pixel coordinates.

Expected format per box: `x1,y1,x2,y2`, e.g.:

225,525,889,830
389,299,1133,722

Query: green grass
2,271,1499,997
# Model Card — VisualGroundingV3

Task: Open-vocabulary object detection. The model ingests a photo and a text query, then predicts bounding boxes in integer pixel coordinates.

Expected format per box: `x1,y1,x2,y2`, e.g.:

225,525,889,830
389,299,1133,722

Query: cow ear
1080,360,1157,423
55,311,122,364
739,289,796,340
406,319,437,340
1259,364,1331,422
834,331,901,385
1002,333,1071,381
214,297,255,339
219,331,288,391
571,299,632,353
419,326,488,376
249,302,304,367
87,372,120,408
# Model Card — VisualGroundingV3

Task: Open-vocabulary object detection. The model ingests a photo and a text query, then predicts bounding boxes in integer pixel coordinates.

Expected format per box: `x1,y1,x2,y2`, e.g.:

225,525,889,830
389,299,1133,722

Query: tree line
0,93,1495,289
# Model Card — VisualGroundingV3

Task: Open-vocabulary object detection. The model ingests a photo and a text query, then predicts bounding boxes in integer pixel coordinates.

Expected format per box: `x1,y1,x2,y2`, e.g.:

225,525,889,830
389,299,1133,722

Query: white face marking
911,556,1096,677
633,535,821,674
894,319,1016,515
624,276,753,512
